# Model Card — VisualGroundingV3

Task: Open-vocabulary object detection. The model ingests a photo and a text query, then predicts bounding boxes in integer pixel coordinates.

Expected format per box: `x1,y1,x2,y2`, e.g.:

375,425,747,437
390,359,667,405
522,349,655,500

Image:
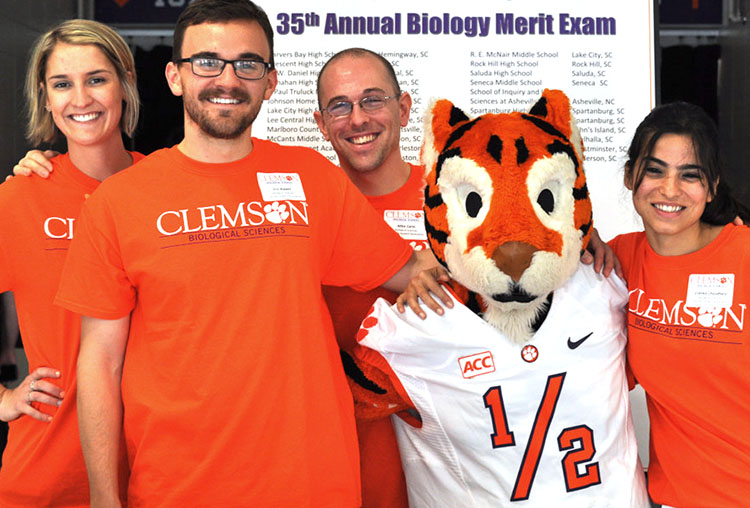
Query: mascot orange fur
344,89,649,507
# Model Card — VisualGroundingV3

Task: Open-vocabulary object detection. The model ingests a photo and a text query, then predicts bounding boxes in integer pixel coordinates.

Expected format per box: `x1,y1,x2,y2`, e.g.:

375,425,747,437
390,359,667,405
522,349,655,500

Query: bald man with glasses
314,47,425,508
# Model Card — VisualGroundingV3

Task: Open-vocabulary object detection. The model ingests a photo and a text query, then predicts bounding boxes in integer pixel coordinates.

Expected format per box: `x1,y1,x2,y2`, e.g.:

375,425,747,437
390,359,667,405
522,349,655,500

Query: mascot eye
455,183,486,220
465,192,483,218
537,189,555,214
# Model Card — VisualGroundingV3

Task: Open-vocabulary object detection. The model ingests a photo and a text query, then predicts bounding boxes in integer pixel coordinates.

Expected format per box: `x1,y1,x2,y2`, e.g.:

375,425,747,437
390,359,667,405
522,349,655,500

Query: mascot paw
340,350,412,421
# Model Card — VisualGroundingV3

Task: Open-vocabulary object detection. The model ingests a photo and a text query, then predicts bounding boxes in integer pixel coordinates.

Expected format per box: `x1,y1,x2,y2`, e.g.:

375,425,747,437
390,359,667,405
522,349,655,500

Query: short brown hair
317,48,401,109
172,0,275,68
25,19,139,145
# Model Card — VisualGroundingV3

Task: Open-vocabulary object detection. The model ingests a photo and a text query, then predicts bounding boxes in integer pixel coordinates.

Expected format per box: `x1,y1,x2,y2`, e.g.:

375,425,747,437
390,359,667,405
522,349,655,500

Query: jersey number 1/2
483,373,601,501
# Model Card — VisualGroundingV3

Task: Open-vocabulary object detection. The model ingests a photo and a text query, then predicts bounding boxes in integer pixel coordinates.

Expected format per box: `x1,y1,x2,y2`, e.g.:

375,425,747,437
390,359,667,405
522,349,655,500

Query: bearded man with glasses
54,2,439,506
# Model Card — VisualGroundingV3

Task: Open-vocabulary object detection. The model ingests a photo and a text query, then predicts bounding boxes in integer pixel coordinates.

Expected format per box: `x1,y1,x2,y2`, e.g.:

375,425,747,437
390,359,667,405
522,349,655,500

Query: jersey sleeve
321,174,412,292
54,190,135,319
609,234,638,389
350,339,416,423
349,299,418,417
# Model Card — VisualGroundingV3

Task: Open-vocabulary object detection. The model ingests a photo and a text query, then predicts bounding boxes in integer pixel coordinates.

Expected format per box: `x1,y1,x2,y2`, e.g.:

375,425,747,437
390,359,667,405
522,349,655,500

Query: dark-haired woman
609,101,750,508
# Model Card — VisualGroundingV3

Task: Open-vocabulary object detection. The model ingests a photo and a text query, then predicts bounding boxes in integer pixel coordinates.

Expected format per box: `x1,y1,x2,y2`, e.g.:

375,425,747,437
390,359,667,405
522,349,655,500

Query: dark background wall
0,0,79,176
0,0,79,464
717,19,750,208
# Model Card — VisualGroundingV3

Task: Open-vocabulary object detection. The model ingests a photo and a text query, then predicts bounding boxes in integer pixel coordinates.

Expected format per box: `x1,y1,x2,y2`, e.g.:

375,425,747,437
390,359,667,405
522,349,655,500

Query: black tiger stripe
443,118,480,152
547,140,580,176
424,220,449,245
515,137,529,165
528,96,548,118
424,186,445,208
465,291,483,315
573,182,589,200
435,147,461,181
521,114,567,142
580,219,592,236
449,105,470,126
487,135,502,165
340,350,386,394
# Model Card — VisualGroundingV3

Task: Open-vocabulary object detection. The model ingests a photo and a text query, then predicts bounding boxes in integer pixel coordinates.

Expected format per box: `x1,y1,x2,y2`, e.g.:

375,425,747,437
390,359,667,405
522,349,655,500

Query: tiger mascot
344,89,649,507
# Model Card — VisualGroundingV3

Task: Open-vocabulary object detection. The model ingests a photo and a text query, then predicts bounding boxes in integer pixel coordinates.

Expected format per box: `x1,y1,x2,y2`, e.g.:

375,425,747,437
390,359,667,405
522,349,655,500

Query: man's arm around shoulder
78,315,130,508
381,249,440,294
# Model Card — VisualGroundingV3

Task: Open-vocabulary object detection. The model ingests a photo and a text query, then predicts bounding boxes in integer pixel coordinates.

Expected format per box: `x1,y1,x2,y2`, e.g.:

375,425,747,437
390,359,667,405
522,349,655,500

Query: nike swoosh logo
567,332,593,349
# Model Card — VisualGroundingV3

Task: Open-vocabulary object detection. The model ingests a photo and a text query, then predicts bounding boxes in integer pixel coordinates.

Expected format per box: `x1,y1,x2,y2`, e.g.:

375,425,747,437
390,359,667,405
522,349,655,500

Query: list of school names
467,49,627,163
265,49,428,164
265,51,327,157
264,49,628,165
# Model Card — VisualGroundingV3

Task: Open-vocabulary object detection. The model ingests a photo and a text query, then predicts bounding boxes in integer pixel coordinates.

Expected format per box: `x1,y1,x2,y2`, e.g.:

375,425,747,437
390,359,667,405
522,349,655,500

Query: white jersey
356,264,649,508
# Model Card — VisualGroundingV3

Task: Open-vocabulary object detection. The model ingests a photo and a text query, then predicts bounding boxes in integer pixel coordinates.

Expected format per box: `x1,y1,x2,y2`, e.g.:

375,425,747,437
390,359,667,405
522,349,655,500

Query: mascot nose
492,242,538,283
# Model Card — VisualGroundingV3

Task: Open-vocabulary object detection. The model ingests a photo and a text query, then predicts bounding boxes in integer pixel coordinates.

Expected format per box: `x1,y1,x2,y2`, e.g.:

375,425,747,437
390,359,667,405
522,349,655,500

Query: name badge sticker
383,209,428,241
685,274,734,308
257,173,306,201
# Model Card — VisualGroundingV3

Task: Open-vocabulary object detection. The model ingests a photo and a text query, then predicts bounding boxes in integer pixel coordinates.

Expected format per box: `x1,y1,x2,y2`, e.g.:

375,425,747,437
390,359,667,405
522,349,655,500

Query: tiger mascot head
422,89,591,344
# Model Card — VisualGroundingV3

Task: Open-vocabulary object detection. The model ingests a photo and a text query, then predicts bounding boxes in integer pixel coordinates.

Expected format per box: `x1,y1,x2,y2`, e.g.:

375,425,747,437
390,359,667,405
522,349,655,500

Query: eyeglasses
323,94,401,118
175,56,272,80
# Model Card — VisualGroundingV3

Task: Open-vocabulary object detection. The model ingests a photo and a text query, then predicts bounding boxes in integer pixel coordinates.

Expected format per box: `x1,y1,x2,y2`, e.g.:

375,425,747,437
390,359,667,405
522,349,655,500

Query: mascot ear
528,89,585,164
528,89,591,252
421,99,470,178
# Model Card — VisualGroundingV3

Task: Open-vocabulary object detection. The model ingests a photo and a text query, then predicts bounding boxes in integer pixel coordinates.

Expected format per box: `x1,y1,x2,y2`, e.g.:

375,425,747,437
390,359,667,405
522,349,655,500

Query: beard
184,86,261,139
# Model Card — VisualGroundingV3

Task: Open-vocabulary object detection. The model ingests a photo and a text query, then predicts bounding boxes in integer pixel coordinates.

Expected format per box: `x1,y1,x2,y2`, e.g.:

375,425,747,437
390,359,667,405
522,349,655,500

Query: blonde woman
0,19,142,507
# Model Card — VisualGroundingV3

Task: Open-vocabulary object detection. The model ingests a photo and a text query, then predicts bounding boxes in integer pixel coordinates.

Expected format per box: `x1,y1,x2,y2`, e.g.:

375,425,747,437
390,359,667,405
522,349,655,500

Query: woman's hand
582,227,623,278
396,266,453,319
0,367,64,423
8,150,59,180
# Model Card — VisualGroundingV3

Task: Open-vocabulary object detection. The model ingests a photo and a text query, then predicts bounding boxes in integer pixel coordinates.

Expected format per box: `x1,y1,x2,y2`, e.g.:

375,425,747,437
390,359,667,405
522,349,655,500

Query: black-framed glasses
323,93,401,118
175,56,272,80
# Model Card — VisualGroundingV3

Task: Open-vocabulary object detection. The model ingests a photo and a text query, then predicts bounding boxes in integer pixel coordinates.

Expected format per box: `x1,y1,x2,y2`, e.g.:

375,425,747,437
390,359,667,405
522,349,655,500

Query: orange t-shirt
323,163,427,508
0,152,142,508
55,140,413,508
610,224,750,508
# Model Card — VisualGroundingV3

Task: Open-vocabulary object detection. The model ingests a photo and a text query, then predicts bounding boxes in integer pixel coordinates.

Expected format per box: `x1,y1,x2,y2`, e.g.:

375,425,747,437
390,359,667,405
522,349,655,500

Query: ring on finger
25,391,32,405
29,380,36,391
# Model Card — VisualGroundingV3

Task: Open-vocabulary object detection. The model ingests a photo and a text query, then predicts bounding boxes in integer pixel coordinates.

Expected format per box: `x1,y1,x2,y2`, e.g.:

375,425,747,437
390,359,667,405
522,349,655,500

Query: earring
45,104,51,112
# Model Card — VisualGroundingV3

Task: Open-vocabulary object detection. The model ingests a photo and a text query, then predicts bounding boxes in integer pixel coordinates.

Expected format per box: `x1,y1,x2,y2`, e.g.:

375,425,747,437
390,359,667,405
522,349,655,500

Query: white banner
256,1,655,240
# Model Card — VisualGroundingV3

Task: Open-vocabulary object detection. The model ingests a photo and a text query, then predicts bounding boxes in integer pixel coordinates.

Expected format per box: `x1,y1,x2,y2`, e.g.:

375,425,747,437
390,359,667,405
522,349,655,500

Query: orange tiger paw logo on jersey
356,310,379,342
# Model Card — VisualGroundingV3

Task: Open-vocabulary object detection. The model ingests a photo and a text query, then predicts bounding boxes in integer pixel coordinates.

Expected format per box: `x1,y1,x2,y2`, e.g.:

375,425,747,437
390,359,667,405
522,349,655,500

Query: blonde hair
25,19,139,145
